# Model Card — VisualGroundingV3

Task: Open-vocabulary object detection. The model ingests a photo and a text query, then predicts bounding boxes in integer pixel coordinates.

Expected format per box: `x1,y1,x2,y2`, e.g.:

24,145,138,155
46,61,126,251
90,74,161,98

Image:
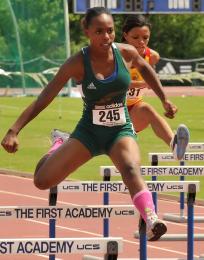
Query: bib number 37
93,107,126,127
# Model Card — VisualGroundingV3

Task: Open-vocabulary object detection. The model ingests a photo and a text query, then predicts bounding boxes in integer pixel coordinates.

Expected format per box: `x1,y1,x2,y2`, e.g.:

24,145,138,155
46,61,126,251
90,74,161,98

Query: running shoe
139,209,167,241
146,218,167,241
171,124,190,160
50,129,70,144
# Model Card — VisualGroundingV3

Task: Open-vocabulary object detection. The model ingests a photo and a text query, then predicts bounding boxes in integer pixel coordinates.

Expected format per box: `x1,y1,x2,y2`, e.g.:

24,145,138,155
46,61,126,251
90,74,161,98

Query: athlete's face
85,14,115,51
123,26,150,56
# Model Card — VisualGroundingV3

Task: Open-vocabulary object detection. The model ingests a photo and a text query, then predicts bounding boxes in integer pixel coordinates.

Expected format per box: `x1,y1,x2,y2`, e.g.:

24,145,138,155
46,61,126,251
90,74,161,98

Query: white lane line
0,190,78,206
37,254,62,259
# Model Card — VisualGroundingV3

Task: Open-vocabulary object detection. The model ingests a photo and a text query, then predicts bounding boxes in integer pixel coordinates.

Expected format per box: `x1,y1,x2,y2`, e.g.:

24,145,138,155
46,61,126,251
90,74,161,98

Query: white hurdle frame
99,166,204,243
0,205,137,219
0,237,123,255
99,166,203,260
57,180,199,193
148,151,204,223
187,143,204,151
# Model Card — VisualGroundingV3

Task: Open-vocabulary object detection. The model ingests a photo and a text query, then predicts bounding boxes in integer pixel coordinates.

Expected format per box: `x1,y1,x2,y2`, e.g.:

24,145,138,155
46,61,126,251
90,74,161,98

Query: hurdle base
163,213,204,223
83,256,103,260
134,231,204,241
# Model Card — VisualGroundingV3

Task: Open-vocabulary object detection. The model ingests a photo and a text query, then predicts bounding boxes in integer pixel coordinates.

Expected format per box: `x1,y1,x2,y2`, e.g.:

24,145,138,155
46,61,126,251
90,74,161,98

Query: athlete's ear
83,28,89,37
123,32,128,41
81,17,89,38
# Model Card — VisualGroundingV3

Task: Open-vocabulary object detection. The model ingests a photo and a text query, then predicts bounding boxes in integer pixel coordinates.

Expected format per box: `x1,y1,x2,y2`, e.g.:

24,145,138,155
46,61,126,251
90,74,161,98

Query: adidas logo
158,62,176,75
87,82,96,89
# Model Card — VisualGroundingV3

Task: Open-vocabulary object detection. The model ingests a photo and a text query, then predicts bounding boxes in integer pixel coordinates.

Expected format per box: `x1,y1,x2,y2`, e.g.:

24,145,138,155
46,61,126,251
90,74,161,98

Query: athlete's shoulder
62,50,84,82
115,42,139,62
148,48,160,66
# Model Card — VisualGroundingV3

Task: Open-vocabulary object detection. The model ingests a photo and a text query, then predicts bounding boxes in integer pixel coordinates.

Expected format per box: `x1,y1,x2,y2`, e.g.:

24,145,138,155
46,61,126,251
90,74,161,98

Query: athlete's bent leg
34,138,92,190
34,129,70,179
129,102,173,145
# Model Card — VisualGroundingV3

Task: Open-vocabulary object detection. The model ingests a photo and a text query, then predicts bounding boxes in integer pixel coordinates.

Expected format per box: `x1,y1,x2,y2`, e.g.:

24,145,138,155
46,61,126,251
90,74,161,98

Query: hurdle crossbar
0,237,123,255
100,165,204,177
149,152,204,162
0,205,137,219
57,181,199,193
163,213,204,223
187,143,204,151
148,152,204,224
134,232,204,241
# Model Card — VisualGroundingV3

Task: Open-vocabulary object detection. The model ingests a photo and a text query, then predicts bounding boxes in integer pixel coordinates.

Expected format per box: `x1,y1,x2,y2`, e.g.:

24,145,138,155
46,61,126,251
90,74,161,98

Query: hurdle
1,180,201,259
0,188,125,259
0,205,138,219
139,183,198,260
0,237,123,255
63,180,203,260
100,165,204,241
148,152,204,223
100,166,203,260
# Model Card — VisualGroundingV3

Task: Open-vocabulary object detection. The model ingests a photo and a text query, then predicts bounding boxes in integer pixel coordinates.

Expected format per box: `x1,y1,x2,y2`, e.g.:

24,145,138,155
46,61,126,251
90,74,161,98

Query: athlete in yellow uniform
123,14,189,160
127,47,152,108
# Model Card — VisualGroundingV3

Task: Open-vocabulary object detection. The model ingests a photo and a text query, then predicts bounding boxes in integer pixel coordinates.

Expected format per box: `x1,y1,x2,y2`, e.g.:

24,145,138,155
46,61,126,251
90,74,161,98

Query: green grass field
0,96,203,199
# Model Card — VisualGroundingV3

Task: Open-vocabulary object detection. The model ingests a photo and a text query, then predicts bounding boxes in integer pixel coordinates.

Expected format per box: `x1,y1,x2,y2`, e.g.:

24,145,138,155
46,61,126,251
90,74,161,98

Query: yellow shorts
127,97,143,112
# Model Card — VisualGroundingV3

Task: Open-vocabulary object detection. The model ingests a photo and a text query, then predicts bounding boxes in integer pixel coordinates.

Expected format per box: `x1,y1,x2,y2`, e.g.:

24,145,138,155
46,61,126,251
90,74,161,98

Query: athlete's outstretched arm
1,53,82,153
121,43,177,119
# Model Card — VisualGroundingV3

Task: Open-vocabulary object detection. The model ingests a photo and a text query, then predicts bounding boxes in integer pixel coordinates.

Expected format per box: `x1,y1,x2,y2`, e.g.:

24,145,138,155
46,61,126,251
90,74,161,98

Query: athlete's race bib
127,88,141,99
92,103,126,127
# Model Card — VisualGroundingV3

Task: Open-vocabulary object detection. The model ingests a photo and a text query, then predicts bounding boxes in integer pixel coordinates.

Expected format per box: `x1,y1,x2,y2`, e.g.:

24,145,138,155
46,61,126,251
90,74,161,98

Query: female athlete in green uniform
1,7,177,242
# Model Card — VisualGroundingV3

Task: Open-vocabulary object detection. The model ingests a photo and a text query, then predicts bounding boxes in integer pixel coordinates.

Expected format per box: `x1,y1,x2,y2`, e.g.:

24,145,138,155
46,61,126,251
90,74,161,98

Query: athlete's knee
34,172,46,190
120,163,140,181
34,154,49,176
141,104,155,116
34,155,51,190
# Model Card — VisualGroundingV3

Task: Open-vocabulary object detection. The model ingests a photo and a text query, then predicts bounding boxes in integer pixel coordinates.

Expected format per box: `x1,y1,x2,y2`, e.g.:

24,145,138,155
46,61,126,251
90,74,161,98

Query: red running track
0,174,203,260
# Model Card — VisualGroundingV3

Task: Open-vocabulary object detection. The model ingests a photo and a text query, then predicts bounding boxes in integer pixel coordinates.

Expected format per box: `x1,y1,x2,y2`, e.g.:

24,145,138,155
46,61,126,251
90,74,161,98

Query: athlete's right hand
162,100,178,119
1,129,19,153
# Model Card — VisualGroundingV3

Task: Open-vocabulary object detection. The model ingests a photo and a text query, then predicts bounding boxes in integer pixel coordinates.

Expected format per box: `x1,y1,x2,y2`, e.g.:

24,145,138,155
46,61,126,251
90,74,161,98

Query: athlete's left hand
162,100,178,119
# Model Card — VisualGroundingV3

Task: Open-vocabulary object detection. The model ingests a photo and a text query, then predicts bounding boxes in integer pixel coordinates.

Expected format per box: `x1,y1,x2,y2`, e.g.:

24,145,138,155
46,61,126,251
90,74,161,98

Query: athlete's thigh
129,102,153,132
108,136,141,171
36,137,92,184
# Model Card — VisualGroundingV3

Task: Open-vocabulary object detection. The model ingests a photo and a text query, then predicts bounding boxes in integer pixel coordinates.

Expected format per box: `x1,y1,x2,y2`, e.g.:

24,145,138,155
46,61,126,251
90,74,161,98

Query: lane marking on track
0,190,79,206
37,254,62,260
36,254,62,260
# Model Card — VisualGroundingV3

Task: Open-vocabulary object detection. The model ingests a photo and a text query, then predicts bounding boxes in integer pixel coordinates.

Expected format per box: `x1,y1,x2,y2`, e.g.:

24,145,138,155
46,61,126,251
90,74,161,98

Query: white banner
0,205,136,219
57,181,199,193
100,165,204,176
149,152,204,162
187,142,204,151
0,237,123,254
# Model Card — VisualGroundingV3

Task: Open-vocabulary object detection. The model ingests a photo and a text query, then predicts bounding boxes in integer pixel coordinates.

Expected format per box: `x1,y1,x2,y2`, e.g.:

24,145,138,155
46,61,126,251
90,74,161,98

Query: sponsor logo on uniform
87,82,96,89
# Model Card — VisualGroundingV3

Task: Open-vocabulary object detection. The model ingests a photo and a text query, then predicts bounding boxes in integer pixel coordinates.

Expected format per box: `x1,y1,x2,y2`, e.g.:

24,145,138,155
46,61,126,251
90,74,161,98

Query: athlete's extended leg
129,102,189,160
129,102,173,145
109,136,167,241
34,137,92,190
